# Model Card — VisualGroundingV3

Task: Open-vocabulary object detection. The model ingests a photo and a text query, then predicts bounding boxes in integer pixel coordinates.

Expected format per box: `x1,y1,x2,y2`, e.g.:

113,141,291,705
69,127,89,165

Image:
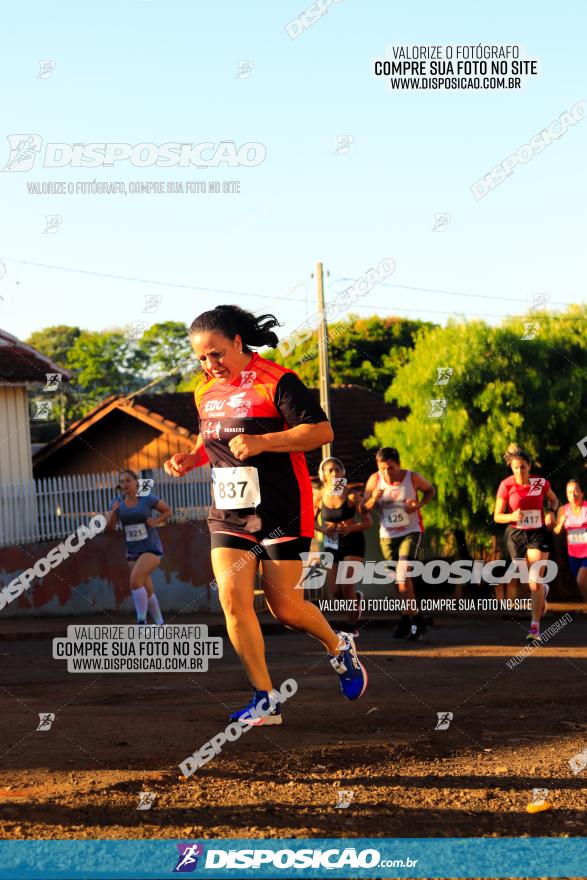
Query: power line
349,302,585,320
377,282,575,307
0,257,272,302
348,303,519,319
1,255,581,311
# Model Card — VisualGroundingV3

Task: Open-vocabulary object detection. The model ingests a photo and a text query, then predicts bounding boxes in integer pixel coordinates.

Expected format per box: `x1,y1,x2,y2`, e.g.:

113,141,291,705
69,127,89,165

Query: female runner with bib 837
164,305,368,727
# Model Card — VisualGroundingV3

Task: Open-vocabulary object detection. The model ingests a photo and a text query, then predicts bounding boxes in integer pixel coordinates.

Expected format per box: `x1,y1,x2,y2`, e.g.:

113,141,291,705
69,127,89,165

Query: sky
0,0,585,343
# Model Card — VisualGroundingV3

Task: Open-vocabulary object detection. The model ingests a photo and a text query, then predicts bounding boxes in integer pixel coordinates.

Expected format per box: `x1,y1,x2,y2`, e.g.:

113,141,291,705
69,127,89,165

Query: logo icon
43,214,62,234
235,60,255,79
335,789,354,808
529,292,550,312
3,134,43,172
431,212,451,231
333,134,353,156
44,373,62,391
226,392,249,410
568,748,587,775
36,712,55,731
143,294,162,313
530,787,549,807
37,60,56,79
203,421,222,440
434,367,453,386
137,479,154,497
295,551,334,590
522,322,539,340
31,400,54,420
173,843,204,873
202,398,224,413
239,370,256,389
528,478,545,496
137,791,157,810
427,399,447,418
127,321,148,341
434,711,453,730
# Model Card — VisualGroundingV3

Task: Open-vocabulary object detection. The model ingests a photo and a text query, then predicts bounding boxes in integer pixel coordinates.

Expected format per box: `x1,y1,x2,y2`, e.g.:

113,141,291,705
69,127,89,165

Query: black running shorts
506,525,551,558
210,531,312,561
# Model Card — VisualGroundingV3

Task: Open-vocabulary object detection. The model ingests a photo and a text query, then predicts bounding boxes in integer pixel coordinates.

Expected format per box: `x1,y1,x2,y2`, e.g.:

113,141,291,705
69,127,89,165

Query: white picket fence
0,467,212,547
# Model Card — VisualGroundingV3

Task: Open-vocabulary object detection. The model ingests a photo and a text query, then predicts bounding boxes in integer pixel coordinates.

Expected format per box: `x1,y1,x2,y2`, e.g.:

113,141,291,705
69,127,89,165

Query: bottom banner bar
0,837,585,879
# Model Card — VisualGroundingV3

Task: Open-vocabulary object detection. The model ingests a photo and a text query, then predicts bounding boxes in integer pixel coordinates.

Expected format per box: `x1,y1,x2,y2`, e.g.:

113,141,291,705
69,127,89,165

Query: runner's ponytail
503,443,532,466
189,305,281,352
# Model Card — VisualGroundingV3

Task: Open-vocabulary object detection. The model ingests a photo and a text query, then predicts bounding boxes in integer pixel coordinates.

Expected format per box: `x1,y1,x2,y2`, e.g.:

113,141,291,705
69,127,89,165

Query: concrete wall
0,518,579,618
0,522,221,617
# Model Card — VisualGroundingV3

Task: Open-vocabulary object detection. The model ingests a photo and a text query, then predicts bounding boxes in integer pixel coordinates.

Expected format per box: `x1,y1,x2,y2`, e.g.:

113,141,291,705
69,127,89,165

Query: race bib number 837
212,466,261,509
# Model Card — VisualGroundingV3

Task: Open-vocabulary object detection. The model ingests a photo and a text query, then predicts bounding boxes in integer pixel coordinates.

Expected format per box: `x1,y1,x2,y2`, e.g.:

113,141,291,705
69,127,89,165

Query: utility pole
60,391,66,434
316,261,332,460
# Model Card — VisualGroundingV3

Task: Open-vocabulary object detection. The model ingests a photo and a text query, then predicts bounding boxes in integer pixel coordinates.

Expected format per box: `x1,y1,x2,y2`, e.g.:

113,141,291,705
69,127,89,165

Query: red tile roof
0,329,71,383
132,392,199,437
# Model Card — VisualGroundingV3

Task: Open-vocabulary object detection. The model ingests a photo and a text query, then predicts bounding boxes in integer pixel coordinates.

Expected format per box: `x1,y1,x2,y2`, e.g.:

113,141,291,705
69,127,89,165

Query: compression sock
131,586,149,623
147,594,164,625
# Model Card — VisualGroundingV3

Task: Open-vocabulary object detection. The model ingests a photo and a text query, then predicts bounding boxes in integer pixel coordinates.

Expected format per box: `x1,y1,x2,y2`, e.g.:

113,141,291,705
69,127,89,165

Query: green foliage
26,325,82,368
25,321,195,422
266,315,432,392
135,321,193,390
66,330,143,416
369,306,587,534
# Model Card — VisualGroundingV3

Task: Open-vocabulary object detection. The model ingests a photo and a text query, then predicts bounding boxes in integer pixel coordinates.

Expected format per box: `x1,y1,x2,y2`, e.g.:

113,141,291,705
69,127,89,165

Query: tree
66,330,143,417
134,321,193,391
266,315,433,393
25,325,82,369
25,326,83,432
25,322,197,422
368,306,587,554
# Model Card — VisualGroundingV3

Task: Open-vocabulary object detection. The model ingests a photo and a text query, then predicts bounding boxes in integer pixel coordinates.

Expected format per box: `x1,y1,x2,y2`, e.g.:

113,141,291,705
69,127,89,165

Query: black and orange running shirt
194,353,328,538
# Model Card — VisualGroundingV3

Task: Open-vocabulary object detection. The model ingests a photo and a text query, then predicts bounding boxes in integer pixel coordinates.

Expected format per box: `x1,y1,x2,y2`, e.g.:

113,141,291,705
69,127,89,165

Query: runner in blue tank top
105,469,172,625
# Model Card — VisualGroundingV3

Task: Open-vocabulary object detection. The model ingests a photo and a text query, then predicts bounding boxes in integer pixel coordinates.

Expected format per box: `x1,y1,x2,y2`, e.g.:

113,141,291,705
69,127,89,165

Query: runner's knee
219,588,254,618
273,604,302,629
130,572,145,590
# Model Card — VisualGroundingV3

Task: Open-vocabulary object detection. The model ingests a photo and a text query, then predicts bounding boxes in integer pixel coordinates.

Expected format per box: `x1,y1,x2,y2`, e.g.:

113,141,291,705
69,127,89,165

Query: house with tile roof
33,386,406,483
0,328,70,487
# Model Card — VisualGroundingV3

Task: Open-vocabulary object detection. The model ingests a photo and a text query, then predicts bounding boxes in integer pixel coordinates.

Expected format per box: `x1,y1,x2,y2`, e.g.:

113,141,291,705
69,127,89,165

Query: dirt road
0,612,585,841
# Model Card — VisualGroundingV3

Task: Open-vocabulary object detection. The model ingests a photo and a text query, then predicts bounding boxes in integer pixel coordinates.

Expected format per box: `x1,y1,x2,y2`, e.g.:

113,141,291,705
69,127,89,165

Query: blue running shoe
229,689,283,726
329,632,368,701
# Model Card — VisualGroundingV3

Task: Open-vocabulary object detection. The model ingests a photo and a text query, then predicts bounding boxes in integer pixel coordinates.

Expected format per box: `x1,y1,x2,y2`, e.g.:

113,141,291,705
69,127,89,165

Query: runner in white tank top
362,447,435,640
377,469,424,539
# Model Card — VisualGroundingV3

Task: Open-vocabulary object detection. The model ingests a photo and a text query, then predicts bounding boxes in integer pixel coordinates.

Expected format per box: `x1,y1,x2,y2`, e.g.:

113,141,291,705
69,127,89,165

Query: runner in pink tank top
554,479,587,602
